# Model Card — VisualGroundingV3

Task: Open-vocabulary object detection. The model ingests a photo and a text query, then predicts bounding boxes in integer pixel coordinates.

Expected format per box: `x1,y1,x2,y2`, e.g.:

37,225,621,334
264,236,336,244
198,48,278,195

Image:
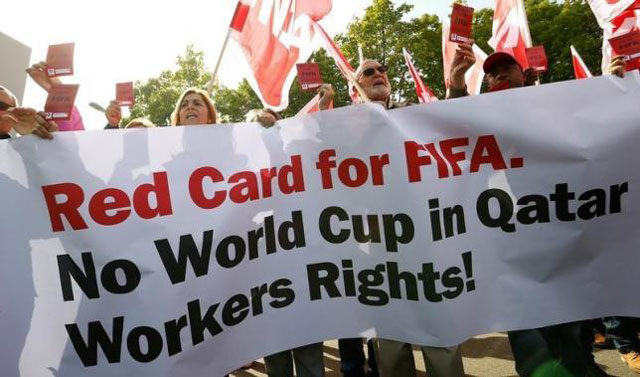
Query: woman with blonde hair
170,88,217,126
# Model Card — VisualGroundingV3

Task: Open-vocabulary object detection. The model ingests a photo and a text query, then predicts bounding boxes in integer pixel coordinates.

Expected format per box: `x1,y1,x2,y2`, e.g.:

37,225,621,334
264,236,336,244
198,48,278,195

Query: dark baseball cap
483,52,522,74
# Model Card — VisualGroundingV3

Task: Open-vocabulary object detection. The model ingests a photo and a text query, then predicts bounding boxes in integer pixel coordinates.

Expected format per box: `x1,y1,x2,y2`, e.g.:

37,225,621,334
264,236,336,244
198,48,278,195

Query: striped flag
295,93,334,116
228,0,332,111
570,46,593,79
313,22,361,102
402,48,438,103
488,0,533,69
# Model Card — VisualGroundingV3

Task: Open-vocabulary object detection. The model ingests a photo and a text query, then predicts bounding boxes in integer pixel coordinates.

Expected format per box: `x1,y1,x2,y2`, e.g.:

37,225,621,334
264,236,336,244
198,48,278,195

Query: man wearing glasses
353,60,405,110
329,60,466,377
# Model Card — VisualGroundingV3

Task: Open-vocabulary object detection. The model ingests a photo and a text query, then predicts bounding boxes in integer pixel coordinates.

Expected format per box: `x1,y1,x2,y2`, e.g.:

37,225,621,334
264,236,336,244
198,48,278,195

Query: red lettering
279,155,305,194
440,138,469,176
316,149,337,189
41,183,88,232
338,158,369,188
404,141,432,182
88,188,131,226
189,167,226,209
470,135,508,172
133,172,173,219
260,167,278,198
369,154,389,186
424,143,450,178
229,171,260,203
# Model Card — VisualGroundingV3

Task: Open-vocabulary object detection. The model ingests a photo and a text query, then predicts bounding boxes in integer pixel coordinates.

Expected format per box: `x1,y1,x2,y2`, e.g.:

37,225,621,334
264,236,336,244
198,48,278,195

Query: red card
525,46,548,72
44,84,79,120
449,3,474,44
609,31,640,71
46,43,75,78
296,63,323,91
116,82,135,106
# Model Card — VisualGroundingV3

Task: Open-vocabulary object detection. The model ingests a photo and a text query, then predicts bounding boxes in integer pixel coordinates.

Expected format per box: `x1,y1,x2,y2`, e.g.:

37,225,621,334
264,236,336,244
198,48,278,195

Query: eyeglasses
0,101,11,111
362,65,389,77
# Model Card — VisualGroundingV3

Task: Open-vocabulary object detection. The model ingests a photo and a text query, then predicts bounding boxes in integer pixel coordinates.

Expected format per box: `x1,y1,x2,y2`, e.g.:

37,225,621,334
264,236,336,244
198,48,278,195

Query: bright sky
4,0,493,130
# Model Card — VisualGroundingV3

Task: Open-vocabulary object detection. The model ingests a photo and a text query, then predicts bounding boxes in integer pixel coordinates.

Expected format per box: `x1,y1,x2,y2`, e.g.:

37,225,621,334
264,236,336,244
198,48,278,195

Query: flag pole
348,73,371,103
207,28,232,96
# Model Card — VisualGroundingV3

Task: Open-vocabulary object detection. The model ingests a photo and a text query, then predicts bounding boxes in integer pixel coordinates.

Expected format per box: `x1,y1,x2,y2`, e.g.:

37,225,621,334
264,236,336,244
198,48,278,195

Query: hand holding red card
44,84,79,120
116,82,135,107
525,46,548,72
449,3,474,44
296,63,323,91
46,43,75,78
609,31,640,71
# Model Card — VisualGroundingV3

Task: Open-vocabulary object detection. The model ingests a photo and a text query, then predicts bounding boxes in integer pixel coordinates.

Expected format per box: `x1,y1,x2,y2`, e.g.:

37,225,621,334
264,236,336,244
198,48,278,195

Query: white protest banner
1,74,640,376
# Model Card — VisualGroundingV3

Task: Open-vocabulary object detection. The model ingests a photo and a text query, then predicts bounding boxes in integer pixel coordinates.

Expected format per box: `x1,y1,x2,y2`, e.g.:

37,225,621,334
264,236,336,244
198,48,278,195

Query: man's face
357,61,391,102
486,62,525,91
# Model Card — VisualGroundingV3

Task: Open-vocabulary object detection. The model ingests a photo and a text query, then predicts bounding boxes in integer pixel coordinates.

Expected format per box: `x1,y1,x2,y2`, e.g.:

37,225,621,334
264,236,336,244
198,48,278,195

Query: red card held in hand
609,31,640,71
449,3,474,44
525,46,548,72
46,43,75,78
116,82,135,107
296,63,323,91
44,84,79,120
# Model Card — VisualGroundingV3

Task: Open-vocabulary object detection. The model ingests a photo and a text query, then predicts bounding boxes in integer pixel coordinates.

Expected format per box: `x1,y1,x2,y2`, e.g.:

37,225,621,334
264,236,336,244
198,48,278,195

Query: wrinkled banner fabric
1,74,640,376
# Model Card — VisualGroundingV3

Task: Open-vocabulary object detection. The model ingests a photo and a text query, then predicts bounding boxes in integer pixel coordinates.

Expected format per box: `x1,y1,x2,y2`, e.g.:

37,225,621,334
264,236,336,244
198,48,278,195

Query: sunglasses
362,65,389,77
0,101,11,111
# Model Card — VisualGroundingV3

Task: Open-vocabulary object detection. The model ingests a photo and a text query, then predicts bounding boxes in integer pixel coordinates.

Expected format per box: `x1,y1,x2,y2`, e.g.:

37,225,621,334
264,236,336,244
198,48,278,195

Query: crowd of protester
1,41,639,377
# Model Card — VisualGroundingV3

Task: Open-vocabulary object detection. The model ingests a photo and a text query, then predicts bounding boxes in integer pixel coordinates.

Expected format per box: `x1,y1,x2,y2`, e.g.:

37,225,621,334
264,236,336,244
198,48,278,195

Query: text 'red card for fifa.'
609,31,640,71
449,3,474,44
116,82,135,107
44,84,79,120
296,63,323,91
46,43,75,78
525,45,548,72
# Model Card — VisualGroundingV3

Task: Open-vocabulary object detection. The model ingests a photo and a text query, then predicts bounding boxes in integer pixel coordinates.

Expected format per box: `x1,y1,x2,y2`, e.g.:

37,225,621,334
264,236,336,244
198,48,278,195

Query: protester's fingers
32,125,53,139
613,66,625,78
13,107,37,117
32,120,53,139
0,112,19,124
36,113,58,133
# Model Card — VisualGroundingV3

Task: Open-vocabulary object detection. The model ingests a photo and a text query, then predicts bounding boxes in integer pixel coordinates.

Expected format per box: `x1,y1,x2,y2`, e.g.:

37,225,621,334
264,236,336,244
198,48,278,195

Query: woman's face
178,93,210,126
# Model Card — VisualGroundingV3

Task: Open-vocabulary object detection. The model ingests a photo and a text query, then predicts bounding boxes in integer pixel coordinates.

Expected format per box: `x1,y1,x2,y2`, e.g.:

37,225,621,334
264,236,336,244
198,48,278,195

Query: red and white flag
312,22,361,102
402,48,438,103
442,21,488,95
295,93,333,116
570,45,593,79
587,0,639,27
601,8,640,72
488,0,533,69
229,0,332,111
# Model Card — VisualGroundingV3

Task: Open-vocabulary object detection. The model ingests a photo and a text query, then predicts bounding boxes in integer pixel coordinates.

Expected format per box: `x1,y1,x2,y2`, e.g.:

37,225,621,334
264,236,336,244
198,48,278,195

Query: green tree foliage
212,79,261,123
127,45,211,126
131,0,603,123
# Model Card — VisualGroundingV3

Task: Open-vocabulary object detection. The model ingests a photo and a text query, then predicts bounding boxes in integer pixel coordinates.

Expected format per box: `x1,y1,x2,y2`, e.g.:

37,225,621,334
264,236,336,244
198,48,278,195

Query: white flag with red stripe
312,21,360,102
442,21,488,95
587,0,639,27
295,93,333,116
488,0,533,69
601,8,640,73
228,0,332,111
402,48,438,103
570,45,593,79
